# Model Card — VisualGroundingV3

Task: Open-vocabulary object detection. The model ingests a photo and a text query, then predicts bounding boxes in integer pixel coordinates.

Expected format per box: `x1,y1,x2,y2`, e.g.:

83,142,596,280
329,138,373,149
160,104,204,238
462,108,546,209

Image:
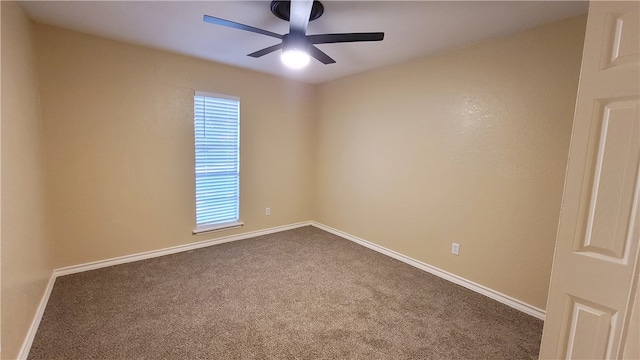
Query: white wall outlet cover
452,243,460,255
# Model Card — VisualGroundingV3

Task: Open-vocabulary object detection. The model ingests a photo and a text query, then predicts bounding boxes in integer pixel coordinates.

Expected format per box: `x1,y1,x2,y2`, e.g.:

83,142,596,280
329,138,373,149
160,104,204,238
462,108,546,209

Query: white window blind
194,92,240,230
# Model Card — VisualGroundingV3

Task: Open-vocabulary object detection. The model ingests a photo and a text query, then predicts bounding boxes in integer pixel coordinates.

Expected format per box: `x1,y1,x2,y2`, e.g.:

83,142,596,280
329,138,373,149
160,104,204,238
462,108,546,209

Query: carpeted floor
29,226,543,359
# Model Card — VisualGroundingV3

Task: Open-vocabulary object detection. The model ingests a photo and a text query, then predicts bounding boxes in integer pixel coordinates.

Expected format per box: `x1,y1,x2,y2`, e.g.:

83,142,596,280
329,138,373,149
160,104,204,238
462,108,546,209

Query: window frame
192,91,243,235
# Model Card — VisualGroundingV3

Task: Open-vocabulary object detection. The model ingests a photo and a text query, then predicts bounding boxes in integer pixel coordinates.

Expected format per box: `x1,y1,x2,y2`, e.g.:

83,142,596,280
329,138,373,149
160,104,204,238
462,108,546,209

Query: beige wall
1,2,54,359
314,16,587,310
34,23,316,268
1,3,3,356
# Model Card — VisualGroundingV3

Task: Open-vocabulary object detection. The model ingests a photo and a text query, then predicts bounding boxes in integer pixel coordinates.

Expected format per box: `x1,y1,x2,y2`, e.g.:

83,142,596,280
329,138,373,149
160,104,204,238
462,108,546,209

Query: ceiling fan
203,0,384,69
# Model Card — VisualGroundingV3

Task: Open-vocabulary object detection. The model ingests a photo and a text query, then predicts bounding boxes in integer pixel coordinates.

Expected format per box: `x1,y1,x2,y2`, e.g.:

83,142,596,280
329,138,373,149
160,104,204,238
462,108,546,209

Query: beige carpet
29,226,543,359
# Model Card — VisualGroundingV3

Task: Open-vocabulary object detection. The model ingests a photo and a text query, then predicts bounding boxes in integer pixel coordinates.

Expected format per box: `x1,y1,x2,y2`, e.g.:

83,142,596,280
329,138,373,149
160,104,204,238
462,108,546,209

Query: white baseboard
17,274,57,360
55,221,312,277
310,221,546,320
18,221,312,359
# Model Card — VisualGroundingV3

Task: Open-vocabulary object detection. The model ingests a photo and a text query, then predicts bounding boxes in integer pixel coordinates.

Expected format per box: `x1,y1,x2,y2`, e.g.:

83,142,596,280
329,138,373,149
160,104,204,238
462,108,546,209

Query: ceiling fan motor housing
282,32,311,52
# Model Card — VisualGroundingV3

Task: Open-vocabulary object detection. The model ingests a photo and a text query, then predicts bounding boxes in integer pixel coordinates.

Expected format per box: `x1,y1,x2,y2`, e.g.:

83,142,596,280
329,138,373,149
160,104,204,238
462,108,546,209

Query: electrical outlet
451,243,460,255
265,207,271,216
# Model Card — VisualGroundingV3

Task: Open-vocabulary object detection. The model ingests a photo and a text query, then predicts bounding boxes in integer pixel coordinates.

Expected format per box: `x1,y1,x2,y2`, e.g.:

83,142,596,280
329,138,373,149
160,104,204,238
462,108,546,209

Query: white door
539,1,640,359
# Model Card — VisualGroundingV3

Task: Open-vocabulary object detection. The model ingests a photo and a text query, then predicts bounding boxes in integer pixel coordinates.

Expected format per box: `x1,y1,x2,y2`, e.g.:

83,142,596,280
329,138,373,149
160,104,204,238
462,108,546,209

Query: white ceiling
20,1,589,84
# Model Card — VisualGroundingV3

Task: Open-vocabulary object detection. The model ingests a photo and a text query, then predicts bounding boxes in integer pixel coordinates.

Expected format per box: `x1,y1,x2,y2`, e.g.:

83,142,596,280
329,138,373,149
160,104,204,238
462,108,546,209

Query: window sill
193,221,244,235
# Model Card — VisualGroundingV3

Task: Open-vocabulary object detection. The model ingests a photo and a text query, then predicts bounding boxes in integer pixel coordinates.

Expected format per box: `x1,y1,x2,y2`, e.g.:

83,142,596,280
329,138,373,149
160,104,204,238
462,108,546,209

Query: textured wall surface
314,16,587,310
1,2,54,358
34,24,316,268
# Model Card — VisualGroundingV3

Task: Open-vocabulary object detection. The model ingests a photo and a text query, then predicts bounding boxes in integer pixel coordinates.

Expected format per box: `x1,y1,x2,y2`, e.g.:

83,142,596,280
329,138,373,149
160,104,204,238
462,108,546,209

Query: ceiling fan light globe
280,49,310,69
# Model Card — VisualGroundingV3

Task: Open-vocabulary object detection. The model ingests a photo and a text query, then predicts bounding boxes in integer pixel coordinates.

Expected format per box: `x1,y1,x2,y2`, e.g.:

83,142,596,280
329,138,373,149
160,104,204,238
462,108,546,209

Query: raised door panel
575,99,640,262
601,7,639,69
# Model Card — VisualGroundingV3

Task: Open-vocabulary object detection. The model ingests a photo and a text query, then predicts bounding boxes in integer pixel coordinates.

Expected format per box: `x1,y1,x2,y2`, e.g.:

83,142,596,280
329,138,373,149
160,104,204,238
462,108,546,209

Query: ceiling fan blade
248,44,283,58
289,0,313,35
203,15,283,39
309,45,336,64
307,32,385,44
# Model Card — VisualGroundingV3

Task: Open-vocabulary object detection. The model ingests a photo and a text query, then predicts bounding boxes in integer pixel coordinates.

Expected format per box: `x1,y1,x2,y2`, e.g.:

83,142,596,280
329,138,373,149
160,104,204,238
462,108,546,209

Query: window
193,92,242,233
